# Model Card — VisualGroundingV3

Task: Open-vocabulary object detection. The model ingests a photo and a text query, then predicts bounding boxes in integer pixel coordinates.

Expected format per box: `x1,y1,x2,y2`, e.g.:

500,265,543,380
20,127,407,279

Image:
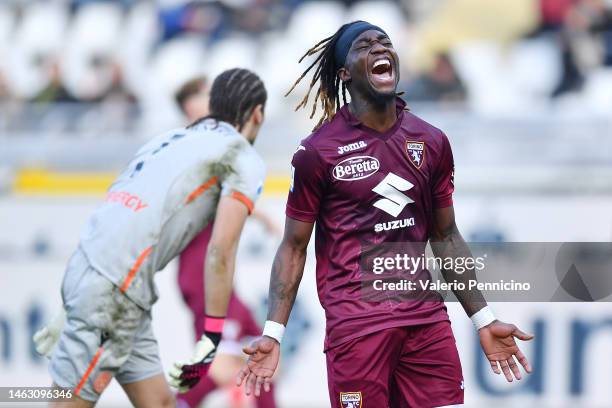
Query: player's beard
369,88,396,105
350,78,398,108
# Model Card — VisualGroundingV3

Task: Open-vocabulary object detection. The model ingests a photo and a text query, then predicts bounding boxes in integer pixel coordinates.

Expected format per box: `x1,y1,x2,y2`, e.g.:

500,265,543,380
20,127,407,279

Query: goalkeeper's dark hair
190,68,266,131
285,23,354,130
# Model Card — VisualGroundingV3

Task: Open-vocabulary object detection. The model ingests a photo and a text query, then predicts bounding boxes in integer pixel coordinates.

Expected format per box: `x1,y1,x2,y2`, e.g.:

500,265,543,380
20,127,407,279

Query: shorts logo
338,140,367,155
93,371,113,394
333,156,380,181
406,141,425,169
340,392,362,408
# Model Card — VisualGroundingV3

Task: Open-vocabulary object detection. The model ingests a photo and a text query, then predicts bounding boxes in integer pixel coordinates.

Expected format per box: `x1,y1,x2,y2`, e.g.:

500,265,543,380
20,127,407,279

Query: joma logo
338,141,367,155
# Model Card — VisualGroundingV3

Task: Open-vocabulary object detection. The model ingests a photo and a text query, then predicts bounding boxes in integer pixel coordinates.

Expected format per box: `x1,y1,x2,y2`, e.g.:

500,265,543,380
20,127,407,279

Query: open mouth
369,57,395,89
369,57,394,86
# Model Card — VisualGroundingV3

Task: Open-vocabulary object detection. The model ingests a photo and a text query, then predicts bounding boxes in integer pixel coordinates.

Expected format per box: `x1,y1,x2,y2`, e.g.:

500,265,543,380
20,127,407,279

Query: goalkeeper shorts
49,248,163,401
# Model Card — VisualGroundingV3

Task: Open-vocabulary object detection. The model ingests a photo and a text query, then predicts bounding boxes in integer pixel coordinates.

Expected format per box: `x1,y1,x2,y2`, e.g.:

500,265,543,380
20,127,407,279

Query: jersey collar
339,97,406,141
194,118,238,135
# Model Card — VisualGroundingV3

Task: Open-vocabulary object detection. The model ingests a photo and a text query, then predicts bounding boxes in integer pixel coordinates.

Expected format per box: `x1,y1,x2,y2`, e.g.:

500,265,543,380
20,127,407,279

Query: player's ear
338,67,351,83
251,104,264,126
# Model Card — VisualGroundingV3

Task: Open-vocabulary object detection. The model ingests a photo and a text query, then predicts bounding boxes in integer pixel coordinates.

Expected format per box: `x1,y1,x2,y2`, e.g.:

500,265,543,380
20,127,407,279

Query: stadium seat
141,37,207,131
582,68,612,116
257,33,305,118
287,1,346,49
205,36,258,79
0,4,16,78
509,37,561,99
450,42,526,117
149,37,207,99
118,1,160,101
5,2,68,99
61,3,123,100
347,0,405,44
453,38,560,115
0,3,15,50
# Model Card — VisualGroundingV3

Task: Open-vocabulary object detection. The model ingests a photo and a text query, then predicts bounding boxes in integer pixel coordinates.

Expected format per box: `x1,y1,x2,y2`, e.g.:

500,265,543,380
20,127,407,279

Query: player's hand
479,320,534,382
236,336,280,397
33,308,66,357
169,334,217,393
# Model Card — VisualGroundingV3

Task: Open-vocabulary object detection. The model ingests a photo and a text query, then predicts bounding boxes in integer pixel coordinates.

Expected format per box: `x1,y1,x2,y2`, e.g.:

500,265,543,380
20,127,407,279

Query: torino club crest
340,392,362,408
406,141,425,169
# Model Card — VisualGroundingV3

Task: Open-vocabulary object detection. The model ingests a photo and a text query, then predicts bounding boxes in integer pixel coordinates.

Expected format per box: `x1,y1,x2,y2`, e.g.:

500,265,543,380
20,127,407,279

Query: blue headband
334,21,388,69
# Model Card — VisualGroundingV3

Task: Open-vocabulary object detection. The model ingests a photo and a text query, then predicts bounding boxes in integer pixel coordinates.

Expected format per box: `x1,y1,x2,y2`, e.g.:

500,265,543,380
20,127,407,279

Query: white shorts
49,249,163,402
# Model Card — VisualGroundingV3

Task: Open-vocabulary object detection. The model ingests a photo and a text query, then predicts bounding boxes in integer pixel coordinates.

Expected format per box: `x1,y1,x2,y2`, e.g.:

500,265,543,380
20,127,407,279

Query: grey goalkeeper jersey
78,119,265,310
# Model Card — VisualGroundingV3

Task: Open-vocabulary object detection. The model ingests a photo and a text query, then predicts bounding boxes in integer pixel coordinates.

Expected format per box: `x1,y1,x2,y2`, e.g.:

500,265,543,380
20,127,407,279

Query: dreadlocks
285,23,355,130
286,21,391,130
190,68,267,131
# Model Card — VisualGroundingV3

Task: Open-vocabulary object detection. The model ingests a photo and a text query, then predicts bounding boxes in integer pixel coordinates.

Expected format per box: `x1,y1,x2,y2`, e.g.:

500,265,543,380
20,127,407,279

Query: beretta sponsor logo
333,156,380,181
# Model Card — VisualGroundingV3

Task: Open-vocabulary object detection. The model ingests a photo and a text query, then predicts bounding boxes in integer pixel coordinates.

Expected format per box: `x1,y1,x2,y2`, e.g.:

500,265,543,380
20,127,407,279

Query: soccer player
237,21,534,407
174,76,211,124
174,77,278,408
34,68,267,408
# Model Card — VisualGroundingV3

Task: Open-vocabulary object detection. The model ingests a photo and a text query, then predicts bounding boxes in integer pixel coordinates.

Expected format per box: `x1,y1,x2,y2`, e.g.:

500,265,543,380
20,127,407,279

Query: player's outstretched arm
430,206,534,382
430,206,487,315
237,217,314,396
205,195,250,317
170,195,249,392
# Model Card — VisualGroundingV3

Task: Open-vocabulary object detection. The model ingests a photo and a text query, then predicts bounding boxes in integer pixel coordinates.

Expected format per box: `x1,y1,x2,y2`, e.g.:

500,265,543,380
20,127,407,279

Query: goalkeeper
32,68,267,408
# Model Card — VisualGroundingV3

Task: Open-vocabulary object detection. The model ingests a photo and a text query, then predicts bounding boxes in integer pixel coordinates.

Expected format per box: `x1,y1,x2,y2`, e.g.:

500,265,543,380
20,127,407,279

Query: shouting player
174,77,278,408
237,21,534,407
35,68,267,408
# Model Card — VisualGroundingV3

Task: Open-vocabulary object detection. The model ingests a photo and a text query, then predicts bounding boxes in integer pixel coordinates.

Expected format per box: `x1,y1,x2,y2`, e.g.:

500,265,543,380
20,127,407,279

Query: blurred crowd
0,0,611,131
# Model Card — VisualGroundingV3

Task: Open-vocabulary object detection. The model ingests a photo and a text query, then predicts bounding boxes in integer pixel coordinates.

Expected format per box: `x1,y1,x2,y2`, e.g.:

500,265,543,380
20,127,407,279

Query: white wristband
471,306,496,330
262,320,285,344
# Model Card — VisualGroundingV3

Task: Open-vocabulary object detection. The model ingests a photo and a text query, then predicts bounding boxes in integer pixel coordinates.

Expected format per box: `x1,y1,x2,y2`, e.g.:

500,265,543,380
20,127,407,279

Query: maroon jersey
178,224,262,341
286,98,455,351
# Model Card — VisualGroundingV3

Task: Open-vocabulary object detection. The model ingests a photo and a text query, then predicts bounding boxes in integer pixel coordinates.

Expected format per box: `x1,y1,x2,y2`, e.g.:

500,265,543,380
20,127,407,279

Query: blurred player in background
238,21,534,407
33,68,267,408
174,77,278,408
174,77,211,126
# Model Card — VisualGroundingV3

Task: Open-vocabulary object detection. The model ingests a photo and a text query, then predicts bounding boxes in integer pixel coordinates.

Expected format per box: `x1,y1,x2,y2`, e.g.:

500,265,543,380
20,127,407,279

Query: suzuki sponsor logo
374,217,415,232
333,156,380,181
338,140,367,155
371,172,414,217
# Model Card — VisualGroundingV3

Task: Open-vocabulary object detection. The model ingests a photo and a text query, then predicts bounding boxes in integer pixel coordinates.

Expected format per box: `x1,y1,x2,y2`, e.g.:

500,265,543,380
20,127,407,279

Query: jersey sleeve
431,132,455,209
220,147,266,214
286,140,327,223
